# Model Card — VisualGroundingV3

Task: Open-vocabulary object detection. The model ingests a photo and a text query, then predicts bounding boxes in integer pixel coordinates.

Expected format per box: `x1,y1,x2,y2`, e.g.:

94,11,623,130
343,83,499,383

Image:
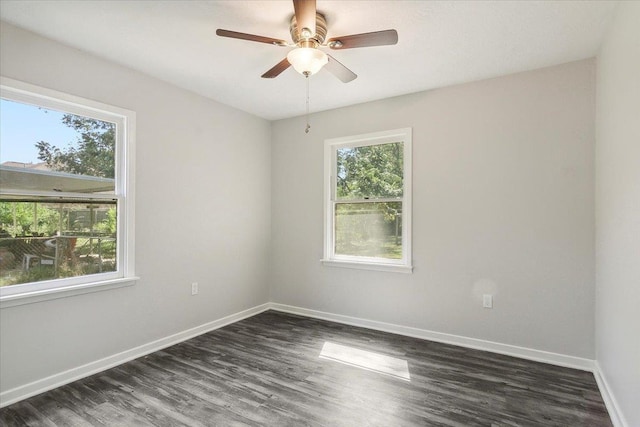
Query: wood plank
0,311,612,426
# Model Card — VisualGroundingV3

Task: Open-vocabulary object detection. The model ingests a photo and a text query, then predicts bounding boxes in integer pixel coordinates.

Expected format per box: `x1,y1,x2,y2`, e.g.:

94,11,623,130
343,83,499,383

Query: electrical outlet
191,282,198,295
483,294,493,308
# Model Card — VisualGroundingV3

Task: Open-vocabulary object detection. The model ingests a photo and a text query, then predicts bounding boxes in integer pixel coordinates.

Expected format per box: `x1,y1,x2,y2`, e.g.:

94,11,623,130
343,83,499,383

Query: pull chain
305,74,311,133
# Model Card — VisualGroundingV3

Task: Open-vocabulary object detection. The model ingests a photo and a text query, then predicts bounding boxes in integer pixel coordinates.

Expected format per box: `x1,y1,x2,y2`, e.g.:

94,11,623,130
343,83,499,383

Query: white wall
0,22,271,394
595,1,640,426
271,59,596,358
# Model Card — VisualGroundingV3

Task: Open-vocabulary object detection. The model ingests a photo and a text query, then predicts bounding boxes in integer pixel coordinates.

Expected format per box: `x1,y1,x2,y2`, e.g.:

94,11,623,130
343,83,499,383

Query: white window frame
322,128,413,273
0,77,137,308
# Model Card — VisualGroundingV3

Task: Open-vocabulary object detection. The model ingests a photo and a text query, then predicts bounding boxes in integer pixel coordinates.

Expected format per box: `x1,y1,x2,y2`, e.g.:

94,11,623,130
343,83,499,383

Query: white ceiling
0,1,618,120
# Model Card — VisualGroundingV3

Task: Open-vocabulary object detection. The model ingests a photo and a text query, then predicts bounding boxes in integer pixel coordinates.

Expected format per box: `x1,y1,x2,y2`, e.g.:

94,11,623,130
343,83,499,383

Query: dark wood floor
1,310,612,426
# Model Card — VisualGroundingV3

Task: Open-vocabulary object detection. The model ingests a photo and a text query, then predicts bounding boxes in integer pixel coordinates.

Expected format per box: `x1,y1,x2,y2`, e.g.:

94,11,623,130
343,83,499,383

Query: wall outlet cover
483,294,493,308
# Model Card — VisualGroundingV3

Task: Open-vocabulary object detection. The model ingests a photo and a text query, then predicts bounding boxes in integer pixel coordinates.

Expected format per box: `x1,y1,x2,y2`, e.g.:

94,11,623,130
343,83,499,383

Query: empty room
0,1,638,426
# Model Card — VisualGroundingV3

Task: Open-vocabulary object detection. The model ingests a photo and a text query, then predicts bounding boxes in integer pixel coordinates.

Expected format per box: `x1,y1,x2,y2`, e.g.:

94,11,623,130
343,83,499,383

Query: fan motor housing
290,12,327,46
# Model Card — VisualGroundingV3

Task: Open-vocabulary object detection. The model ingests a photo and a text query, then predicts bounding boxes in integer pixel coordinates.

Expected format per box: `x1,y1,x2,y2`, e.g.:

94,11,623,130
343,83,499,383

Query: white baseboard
0,303,270,408
268,303,595,372
593,361,628,427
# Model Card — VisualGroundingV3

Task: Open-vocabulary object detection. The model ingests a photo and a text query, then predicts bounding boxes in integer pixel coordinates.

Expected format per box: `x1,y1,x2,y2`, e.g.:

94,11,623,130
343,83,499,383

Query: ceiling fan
216,0,398,83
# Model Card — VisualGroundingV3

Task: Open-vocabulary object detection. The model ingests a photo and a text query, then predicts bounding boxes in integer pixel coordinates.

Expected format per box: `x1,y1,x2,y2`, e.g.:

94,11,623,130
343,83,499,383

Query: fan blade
216,29,287,46
293,0,316,38
328,30,398,49
325,54,357,83
261,58,291,78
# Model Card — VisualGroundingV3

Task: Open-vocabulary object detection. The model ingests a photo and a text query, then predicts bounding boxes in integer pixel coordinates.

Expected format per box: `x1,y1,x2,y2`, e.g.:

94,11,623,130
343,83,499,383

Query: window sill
0,277,139,309
321,259,413,274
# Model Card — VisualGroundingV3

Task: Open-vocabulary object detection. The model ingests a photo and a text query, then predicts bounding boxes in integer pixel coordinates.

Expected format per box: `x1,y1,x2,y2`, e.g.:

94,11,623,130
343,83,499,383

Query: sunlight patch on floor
319,341,410,381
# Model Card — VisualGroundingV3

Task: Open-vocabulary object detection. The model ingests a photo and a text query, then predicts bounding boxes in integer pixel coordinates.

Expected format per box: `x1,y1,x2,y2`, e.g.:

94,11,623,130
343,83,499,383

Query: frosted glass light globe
287,47,328,76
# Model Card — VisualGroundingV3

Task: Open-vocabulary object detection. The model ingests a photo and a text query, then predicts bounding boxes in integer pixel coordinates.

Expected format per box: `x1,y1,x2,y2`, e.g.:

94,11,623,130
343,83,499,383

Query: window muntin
0,78,135,300
324,128,412,272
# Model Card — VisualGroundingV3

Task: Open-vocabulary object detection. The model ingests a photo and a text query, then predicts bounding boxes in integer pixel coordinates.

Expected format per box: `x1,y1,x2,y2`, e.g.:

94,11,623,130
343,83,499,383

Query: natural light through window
322,128,412,273
319,341,411,381
0,77,136,306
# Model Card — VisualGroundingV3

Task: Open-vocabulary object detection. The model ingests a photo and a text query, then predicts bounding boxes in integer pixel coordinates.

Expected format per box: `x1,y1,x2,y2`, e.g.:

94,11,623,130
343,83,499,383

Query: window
323,128,412,273
0,77,136,306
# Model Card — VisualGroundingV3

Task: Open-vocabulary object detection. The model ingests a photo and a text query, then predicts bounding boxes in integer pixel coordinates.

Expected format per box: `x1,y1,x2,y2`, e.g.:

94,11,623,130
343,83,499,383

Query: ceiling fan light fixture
287,47,328,76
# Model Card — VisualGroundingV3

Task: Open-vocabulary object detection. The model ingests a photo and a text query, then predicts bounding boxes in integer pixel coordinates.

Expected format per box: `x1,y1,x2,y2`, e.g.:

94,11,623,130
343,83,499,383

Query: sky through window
0,99,81,164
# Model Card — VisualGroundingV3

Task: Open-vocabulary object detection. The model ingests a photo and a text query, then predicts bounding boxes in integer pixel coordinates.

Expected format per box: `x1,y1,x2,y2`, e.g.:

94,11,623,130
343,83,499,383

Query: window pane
336,142,403,200
0,201,117,287
335,202,402,259
0,99,115,194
